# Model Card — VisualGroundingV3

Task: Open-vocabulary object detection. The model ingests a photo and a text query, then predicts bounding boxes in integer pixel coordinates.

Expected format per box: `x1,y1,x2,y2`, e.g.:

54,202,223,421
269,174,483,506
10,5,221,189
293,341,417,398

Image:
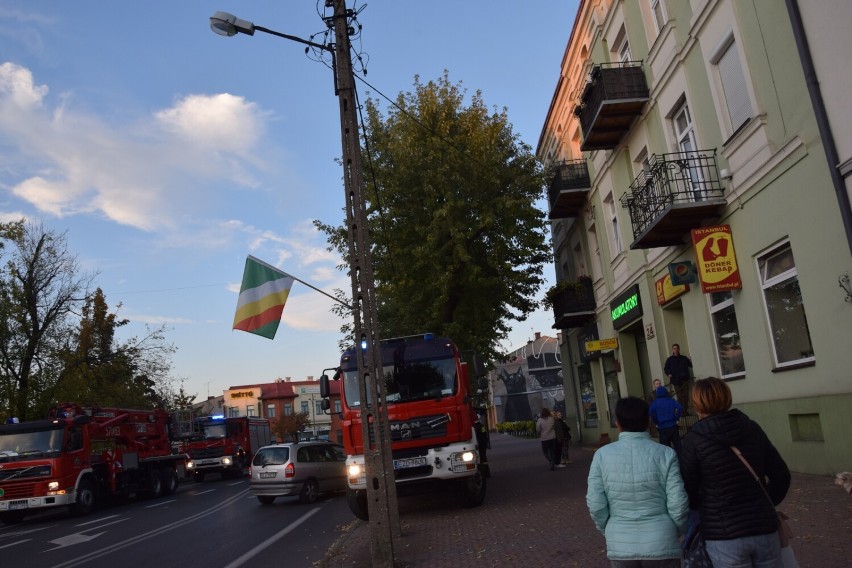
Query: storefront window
603,355,622,428
578,364,597,428
709,291,745,378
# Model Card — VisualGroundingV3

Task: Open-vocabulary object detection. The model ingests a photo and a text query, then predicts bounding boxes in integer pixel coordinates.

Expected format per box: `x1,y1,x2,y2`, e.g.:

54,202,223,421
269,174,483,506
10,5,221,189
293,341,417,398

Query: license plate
9,500,28,510
258,472,277,479
393,457,427,470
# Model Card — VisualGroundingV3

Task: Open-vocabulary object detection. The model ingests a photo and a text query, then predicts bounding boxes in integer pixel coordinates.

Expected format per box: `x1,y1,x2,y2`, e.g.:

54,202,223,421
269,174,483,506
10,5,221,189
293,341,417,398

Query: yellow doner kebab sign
691,224,742,293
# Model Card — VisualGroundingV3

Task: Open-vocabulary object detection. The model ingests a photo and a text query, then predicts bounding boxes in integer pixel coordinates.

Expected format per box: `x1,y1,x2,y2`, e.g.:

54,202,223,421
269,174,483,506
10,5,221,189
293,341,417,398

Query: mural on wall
491,334,564,422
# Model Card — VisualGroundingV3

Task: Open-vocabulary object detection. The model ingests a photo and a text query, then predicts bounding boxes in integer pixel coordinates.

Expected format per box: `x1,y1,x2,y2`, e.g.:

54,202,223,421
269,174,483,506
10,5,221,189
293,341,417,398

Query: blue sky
0,1,576,401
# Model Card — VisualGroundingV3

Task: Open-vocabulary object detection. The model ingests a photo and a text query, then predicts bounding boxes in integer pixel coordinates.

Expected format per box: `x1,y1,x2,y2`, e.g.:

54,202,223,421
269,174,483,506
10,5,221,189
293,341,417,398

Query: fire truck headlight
48,481,59,491
348,464,362,478
186,461,195,470
222,457,232,466
461,451,475,463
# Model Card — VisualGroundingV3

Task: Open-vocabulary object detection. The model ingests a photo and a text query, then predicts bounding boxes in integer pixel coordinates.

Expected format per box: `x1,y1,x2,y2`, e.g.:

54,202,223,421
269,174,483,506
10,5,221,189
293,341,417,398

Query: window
284,402,292,416
314,400,323,416
757,242,814,366
572,239,588,279
651,0,667,33
334,400,341,413
588,224,603,280
708,291,746,378
266,404,276,418
604,194,623,256
228,406,239,417
711,34,753,133
618,35,632,64
246,405,257,417
673,102,705,199
577,364,597,428
301,401,309,414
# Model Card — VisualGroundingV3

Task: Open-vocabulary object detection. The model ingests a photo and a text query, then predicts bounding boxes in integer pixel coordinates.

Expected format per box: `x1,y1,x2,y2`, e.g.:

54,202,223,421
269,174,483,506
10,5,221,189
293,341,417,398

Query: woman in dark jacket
681,377,790,567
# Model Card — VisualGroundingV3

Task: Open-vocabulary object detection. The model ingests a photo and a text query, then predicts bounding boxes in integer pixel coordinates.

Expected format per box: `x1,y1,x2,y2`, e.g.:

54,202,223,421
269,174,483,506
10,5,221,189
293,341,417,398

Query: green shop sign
610,284,643,330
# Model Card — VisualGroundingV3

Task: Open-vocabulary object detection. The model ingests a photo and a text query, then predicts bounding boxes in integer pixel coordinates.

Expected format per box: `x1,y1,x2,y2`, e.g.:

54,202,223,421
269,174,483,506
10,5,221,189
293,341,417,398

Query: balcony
548,159,591,219
549,278,596,330
576,62,650,151
621,150,727,249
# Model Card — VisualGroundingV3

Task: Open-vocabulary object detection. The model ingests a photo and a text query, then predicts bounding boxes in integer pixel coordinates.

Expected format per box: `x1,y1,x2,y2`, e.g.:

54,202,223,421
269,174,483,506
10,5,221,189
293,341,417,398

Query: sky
0,1,577,402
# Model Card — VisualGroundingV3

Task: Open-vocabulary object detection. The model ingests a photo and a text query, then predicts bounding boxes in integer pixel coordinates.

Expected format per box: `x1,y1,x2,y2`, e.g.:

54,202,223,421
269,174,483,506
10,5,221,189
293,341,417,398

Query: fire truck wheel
256,495,276,505
457,469,486,508
298,479,320,504
0,511,26,525
69,478,96,516
145,469,164,498
162,468,179,495
346,489,369,521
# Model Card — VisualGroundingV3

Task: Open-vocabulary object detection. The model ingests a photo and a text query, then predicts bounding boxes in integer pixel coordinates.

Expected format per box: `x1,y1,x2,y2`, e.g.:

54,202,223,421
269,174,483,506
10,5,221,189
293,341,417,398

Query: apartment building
537,0,852,474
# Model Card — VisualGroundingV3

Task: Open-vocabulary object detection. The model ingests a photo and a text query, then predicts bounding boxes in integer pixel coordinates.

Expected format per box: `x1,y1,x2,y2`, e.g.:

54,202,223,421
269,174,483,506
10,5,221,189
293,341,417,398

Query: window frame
651,0,667,34
756,240,815,368
709,30,755,135
707,291,746,379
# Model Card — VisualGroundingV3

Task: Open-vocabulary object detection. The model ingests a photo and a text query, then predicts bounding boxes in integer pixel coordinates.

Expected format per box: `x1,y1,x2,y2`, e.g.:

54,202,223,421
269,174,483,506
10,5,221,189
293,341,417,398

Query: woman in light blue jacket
586,396,689,567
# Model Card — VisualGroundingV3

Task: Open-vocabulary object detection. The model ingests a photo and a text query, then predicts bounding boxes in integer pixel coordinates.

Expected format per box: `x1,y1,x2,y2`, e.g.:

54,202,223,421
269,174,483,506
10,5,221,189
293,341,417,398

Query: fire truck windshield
0,428,64,461
202,423,227,440
343,357,458,407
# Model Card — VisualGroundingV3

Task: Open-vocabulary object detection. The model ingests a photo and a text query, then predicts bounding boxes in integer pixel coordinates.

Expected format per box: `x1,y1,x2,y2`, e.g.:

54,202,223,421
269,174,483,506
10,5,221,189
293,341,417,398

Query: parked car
249,441,347,504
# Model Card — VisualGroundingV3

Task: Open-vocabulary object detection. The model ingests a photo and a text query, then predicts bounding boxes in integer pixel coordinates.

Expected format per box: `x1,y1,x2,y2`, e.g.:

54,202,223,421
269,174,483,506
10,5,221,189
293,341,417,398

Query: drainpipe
785,0,852,256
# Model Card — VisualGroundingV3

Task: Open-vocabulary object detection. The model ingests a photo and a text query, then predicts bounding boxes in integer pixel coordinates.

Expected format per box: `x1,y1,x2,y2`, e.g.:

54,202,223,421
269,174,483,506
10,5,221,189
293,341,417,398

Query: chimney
535,332,541,340
285,377,291,382
307,375,314,381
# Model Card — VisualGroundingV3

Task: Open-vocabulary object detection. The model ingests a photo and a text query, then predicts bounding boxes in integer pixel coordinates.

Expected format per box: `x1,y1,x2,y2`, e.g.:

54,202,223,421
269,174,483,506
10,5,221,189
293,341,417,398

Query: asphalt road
0,475,354,568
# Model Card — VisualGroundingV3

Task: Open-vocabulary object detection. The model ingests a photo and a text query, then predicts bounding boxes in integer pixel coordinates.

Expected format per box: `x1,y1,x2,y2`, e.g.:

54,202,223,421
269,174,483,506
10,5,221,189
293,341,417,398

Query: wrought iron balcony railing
548,159,591,219
550,278,596,329
575,62,650,151
620,149,727,248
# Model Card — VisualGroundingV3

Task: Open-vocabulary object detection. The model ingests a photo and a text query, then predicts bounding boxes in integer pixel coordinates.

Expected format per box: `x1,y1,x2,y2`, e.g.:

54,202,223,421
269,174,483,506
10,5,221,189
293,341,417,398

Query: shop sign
578,323,600,363
585,338,619,352
656,273,689,305
230,391,254,399
610,284,642,330
691,225,742,293
668,261,697,285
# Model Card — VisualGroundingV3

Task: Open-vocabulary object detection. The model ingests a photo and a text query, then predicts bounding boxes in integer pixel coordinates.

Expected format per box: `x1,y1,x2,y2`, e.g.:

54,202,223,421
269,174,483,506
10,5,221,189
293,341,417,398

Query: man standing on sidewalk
587,396,688,567
664,343,692,410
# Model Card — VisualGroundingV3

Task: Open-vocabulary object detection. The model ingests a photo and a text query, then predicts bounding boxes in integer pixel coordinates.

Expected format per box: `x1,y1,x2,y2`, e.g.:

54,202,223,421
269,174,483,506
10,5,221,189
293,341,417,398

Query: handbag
730,446,798,565
683,514,714,568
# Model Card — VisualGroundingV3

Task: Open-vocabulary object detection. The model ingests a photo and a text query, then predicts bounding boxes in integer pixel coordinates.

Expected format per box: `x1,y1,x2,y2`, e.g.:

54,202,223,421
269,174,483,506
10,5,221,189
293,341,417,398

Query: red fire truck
183,415,271,482
0,403,190,524
321,334,487,520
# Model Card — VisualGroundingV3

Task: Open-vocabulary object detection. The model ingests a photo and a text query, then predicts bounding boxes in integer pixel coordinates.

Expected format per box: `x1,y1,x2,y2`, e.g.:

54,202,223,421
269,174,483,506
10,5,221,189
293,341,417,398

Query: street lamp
209,4,397,566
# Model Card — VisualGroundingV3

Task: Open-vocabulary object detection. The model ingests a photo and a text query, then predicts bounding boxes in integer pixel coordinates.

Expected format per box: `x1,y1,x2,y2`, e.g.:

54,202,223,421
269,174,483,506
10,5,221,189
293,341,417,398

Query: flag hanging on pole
233,256,295,339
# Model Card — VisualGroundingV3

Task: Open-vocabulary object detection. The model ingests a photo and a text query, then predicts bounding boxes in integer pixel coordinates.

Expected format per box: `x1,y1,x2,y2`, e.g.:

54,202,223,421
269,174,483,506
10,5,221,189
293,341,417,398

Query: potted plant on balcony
542,275,593,310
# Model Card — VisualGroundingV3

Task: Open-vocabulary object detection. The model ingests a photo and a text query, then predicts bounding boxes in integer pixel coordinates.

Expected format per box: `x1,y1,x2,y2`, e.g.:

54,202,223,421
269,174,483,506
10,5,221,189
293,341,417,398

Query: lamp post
210,3,398,565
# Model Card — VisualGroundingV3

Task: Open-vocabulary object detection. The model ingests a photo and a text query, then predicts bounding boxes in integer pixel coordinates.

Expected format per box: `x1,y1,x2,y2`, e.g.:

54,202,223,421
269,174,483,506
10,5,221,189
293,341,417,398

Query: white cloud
0,63,276,231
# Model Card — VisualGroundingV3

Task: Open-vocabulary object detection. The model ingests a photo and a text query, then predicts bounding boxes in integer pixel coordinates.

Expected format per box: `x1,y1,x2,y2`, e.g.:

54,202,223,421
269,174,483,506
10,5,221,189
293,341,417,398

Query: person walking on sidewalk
536,408,561,470
680,377,791,567
649,386,683,456
554,411,573,464
664,343,693,410
587,396,689,568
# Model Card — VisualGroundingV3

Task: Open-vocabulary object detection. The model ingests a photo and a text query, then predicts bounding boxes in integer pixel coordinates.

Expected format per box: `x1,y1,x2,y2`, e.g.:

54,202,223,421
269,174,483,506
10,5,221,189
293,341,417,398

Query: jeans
704,532,781,567
541,439,558,467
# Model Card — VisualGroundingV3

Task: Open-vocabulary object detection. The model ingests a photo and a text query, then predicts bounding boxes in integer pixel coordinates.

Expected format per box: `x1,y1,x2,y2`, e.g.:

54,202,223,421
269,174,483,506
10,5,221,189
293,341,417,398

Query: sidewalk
319,434,851,567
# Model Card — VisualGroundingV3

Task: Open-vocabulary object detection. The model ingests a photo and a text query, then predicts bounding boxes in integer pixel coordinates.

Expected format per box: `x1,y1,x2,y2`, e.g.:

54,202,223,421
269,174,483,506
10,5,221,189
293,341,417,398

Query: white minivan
249,441,347,504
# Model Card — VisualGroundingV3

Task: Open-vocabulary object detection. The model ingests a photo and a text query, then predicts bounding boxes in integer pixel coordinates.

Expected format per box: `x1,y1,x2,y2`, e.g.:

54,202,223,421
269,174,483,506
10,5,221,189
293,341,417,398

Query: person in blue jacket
586,396,688,567
649,386,684,456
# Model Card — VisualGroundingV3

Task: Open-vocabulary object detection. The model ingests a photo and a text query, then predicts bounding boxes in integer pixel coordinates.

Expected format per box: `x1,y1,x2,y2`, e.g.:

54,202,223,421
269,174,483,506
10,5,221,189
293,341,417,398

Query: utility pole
330,1,399,565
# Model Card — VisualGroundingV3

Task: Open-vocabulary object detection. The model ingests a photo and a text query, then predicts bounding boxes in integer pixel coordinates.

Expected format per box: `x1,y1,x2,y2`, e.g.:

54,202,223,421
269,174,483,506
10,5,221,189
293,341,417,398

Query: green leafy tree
316,73,550,361
0,221,93,420
54,288,177,409
271,412,311,443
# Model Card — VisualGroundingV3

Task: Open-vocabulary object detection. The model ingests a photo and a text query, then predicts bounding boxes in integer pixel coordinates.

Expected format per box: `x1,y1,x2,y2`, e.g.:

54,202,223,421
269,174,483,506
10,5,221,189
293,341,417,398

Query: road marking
144,499,176,508
44,518,130,551
49,489,250,568
76,515,120,526
222,508,321,568
191,489,216,496
0,539,32,550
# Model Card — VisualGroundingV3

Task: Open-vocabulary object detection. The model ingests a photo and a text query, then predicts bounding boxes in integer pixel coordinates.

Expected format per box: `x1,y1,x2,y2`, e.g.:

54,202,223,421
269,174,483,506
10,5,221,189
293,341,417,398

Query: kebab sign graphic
691,225,742,293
